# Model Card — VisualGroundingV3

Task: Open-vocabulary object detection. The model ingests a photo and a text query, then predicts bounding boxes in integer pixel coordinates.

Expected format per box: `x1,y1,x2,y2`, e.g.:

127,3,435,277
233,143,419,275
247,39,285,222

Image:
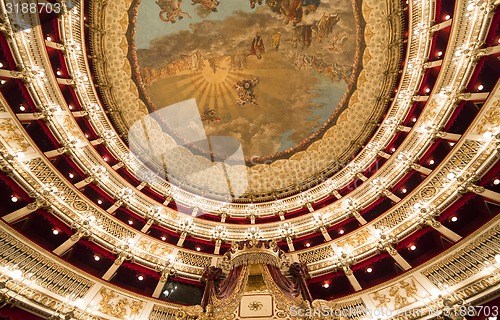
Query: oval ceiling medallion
129,0,365,163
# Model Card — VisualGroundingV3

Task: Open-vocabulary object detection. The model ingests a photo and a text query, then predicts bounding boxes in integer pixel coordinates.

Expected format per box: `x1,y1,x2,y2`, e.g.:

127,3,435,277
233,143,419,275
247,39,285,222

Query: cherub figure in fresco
208,56,227,73
191,0,220,12
249,33,265,59
302,0,320,14
179,50,204,72
278,0,320,26
249,0,263,9
315,12,340,43
266,0,282,13
230,51,247,70
328,31,349,54
201,107,221,124
271,32,282,51
156,0,192,23
292,25,312,49
280,0,303,26
294,54,315,71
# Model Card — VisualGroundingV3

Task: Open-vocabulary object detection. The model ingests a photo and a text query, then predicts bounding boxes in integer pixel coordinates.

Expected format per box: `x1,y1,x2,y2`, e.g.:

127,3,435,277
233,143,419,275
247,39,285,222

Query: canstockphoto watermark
3,0,77,32
288,305,497,318
290,306,366,318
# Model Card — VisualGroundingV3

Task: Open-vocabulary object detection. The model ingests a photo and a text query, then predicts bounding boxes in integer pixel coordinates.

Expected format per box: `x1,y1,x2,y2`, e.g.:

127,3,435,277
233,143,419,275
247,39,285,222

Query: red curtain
200,266,243,309
267,264,301,298
289,262,313,302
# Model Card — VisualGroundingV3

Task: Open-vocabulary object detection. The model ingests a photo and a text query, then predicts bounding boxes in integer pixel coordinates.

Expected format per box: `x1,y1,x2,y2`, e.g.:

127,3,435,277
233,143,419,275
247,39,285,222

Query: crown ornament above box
220,240,290,272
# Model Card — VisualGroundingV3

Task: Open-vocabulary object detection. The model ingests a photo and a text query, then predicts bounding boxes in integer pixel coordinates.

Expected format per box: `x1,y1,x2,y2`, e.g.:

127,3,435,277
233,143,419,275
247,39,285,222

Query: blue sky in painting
136,0,255,49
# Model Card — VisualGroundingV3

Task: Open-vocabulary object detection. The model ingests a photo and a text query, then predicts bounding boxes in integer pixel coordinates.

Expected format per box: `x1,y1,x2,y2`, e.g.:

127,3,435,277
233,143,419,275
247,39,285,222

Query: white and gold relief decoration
239,294,273,318
368,277,427,310
90,288,145,319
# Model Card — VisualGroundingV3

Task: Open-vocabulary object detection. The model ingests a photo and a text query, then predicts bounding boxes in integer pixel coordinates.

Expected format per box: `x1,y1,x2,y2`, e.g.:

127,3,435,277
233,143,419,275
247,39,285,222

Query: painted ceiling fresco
130,0,364,161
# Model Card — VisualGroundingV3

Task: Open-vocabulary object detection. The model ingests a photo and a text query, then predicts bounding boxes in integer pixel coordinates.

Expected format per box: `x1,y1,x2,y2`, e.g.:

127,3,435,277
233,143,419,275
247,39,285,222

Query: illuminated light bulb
410,245,416,251
74,298,84,308
161,236,166,241
69,105,73,110
196,247,201,252
68,173,74,179
483,132,493,139
56,70,62,76
391,147,396,152
19,105,26,111
85,133,89,138
0,62,3,68
10,270,23,280
46,36,52,41
322,283,329,288
11,196,18,202
429,159,435,165
52,229,59,235
94,255,100,261
97,199,103,205
493,179,500,185
449,142,455,146
437,51,443,57
425,88,431,93
0,80,6,85
366,267,373,273
412,117,417,122
128,220,133,225
138,275,144,281
445,15,451,20
103,157,108,162
402,188,407,194
339,229,344,235
477,85,484,91
451,216,458,222
305,243,311,248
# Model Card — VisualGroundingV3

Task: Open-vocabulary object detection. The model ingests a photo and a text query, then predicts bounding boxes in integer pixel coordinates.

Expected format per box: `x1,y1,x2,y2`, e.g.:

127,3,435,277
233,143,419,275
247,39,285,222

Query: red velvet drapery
267,264,300,298
201,262,313,310
200,266,243,309
267,263,313,302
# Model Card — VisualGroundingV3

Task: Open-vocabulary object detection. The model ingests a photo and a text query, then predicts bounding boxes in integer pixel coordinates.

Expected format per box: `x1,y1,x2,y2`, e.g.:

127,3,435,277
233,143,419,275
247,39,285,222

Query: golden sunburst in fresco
129,0,364,163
